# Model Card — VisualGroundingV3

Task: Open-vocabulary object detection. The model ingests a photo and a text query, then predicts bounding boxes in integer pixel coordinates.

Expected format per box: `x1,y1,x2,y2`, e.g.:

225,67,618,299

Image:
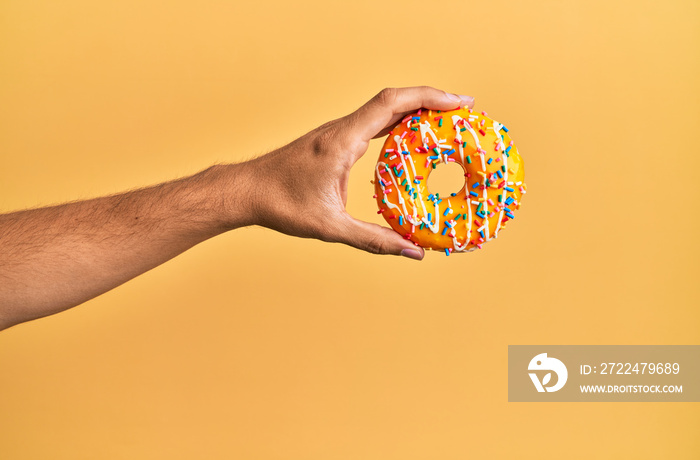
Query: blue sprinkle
401,150,410,155
504,186,514,192
506,212,515,219
479,230,485,238
444,248,450,256
427,213,432,221
437,199,443,204
396,169,404,178
443,208,451,216
445,149,455,156
414,179,420,184
472,182,480,189
505,145,512,154
501,125,509,133
469,191,478,198
399,216,404,225
428,155,440,160
442,227,448,236
497,170,503,179
487,158,493,165
476,211,486,219
451,193,456,197
412,116,420,121
505,197,514,205
505,207,512,213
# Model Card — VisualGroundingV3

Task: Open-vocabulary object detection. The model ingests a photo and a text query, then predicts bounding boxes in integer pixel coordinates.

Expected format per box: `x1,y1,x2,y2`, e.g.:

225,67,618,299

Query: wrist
202,162,260,231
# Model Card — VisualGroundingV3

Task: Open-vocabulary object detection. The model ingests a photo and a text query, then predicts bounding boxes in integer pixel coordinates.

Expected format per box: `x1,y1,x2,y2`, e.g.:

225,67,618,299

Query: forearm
0,164,250,330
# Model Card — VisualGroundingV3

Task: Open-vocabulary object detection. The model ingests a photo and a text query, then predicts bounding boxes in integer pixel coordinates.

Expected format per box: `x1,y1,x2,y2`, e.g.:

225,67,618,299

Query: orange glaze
374,106,525,253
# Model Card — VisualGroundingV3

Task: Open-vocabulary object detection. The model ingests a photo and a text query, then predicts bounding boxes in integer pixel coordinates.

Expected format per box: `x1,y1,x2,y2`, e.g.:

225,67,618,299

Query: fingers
335,215,425,260
348,86,475,141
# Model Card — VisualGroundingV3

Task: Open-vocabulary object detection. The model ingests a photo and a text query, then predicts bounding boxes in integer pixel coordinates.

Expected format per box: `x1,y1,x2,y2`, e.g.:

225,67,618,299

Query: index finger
346,86,475,140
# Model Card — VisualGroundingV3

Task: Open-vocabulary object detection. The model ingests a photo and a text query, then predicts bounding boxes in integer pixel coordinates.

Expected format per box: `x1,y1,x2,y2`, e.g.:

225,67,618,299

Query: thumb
336,216,425,260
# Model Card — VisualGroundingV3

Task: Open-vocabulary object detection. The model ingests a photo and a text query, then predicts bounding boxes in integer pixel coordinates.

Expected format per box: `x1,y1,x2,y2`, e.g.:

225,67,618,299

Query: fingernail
401,248,424,260
446,92,462,103
458,94,475,103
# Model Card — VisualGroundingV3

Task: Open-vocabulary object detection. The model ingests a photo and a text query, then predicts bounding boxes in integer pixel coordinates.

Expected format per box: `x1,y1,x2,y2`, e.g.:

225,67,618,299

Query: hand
235,86,475,260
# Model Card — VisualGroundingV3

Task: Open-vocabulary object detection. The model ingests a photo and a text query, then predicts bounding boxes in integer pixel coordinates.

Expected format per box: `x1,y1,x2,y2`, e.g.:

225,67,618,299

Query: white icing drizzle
449,114,487,250
493,121,509,239
419,121,439,150
375,161,408,217
393,133,440,233
451,115,465,163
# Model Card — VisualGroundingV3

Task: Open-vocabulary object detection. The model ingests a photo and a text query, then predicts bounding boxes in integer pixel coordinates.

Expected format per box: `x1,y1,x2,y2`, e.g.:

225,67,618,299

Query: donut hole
427,162,466,198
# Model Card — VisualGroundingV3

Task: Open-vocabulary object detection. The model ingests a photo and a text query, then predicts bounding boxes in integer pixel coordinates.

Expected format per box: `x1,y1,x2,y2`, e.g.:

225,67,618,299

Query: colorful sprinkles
373,106,525,255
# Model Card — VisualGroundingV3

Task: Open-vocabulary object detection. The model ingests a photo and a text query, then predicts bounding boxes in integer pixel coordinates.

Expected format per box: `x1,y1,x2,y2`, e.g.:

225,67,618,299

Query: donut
373,106,526,255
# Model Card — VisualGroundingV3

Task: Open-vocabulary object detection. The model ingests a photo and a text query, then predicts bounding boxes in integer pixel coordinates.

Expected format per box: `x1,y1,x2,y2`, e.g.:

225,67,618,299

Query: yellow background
1,0,698,458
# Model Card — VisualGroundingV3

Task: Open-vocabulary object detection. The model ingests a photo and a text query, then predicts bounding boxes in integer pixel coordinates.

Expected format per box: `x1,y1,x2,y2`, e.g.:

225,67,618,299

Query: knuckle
363,235,387,254
375,87,398,106
311,126,337,155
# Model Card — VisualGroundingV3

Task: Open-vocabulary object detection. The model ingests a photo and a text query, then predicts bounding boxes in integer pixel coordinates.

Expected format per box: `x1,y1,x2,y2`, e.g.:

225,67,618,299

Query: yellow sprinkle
508,168,516,174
